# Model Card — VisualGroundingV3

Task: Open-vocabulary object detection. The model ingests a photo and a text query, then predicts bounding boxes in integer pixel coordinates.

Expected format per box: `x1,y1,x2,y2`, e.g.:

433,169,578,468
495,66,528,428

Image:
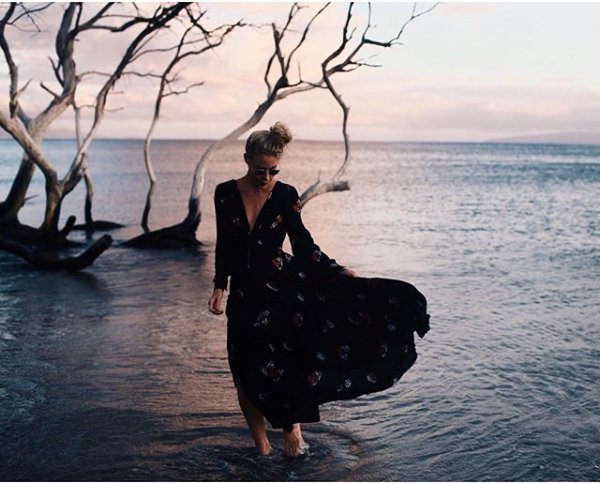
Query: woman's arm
209,185,231,315
213,184,230,291
283,185,350,277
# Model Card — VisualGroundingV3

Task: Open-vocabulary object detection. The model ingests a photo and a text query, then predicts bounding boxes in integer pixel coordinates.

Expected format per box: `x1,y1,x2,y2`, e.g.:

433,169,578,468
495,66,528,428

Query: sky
2,2,600,143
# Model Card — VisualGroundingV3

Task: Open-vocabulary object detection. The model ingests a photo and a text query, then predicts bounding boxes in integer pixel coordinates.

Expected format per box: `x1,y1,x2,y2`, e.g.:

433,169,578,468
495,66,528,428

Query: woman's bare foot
283,424,308,457
236,387,272,456
255,438,272,456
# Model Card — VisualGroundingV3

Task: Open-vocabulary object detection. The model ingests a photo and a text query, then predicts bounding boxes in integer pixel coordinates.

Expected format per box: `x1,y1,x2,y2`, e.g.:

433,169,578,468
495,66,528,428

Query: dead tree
139,6,242,232
0,3,189,268
54,4,189,238
126,2,436,248
0,3,78,229
301,2,438,205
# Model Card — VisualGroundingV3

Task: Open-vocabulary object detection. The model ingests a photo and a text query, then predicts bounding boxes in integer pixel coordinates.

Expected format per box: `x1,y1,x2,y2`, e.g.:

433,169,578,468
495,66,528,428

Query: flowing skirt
226,250,430,431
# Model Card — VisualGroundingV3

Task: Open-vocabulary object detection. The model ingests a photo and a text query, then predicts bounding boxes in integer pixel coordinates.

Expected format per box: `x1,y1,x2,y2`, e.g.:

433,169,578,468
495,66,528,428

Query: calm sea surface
0,139,599,481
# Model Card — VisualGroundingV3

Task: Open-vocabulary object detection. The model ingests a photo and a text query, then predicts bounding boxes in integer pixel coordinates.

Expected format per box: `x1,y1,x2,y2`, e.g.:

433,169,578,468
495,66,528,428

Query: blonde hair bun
245,121,293,158
269,122,293,146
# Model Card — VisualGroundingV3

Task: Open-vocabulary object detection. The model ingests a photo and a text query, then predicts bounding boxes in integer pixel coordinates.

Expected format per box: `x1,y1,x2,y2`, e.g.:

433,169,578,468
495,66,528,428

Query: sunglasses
253,167,280,176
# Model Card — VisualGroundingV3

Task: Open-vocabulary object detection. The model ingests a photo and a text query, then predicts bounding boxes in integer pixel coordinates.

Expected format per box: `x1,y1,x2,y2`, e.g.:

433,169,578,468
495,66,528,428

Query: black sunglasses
253,167,280,176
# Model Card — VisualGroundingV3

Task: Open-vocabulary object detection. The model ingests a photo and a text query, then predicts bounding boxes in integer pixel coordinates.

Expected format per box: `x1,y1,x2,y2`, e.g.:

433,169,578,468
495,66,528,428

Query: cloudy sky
2,2,600,142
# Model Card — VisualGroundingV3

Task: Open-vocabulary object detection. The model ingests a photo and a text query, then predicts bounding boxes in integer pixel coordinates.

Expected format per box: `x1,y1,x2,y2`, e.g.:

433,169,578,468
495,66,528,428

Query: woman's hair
245,122,293,159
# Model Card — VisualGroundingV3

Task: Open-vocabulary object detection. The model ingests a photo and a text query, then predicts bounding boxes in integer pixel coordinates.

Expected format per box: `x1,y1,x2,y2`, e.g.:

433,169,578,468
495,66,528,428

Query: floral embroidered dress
213,179,430,431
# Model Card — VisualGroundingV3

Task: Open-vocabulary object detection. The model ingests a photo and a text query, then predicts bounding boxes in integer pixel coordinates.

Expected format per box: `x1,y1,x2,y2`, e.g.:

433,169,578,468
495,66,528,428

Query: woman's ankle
283,424,308,457
254,437,272,456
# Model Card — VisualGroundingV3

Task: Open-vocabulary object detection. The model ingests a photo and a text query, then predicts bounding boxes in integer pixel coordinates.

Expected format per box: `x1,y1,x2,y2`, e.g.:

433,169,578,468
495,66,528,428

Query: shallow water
1,139,599,480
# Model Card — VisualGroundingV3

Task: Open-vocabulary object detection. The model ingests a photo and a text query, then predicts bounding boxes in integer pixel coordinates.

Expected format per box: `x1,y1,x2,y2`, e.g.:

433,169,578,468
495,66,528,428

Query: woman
208,122,429,457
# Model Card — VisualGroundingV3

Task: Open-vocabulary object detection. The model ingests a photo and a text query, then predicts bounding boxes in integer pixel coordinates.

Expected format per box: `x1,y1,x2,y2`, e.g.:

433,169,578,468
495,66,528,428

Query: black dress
214,179,430,431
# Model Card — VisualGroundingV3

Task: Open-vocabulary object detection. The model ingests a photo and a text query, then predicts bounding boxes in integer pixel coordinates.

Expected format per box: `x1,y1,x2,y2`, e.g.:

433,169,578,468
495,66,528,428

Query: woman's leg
237,386,271,455
283,423,308,457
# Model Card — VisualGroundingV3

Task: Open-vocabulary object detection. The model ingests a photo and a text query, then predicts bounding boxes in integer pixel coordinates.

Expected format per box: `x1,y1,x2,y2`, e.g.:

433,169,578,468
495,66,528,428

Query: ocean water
0,139,599,481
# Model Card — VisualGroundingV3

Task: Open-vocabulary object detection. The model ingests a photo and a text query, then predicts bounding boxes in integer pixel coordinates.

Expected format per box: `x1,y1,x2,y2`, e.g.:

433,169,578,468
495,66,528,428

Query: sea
0,138,598,481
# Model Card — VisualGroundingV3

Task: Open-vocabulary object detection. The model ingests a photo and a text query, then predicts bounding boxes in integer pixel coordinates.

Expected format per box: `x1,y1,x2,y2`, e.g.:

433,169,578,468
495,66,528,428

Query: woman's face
245,153,280,188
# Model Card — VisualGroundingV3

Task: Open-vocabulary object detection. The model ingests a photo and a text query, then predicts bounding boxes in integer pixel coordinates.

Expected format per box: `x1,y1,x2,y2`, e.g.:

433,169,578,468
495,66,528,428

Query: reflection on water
1,140,599,480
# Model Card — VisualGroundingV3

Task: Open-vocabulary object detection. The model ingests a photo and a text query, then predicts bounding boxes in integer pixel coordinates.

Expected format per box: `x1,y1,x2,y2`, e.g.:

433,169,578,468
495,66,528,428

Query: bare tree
139,6,243,232
301,2,438,205
0,2,189,268
126,2,437,248
0,3,78,231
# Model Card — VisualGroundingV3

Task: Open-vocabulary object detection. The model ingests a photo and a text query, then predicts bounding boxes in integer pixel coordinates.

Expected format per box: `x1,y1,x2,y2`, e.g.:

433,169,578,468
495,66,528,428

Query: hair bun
245,121,293,157
269,122,293,146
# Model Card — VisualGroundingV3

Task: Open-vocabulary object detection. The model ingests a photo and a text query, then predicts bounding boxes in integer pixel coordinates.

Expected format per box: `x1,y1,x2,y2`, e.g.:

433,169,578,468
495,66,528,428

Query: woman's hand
208,289,224,315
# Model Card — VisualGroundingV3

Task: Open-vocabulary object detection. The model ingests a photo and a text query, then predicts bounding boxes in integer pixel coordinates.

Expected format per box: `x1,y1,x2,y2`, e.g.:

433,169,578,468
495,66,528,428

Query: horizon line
2,136,600,147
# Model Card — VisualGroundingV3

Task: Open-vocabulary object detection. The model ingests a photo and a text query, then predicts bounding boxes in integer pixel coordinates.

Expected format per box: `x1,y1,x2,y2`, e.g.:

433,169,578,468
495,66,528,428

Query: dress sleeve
213,184,230,290
283,185,345,276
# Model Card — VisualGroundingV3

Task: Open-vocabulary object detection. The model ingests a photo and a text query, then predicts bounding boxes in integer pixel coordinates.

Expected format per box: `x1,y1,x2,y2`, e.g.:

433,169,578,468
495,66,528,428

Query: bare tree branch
0,110,57,179
285,3,329,73
62,3,188,195
374,2,439,46
12,2,52,28
34,3,80,131
297,2,439,202
40,81,59,99
164,81,205,97
72,3,189,37
1,3,22,118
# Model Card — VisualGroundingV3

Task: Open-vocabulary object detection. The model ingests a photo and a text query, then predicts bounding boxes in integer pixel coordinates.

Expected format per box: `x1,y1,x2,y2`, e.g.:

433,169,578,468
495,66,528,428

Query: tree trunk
83,169,94,234
141,112,158,232
69,113,124,235
0,154,36,224
141,181,155,233
125,103,273,248
38,176,65,244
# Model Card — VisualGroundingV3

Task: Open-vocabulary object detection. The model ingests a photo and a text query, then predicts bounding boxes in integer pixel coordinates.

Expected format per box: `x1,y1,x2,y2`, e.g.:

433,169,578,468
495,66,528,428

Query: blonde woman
208,122,430,457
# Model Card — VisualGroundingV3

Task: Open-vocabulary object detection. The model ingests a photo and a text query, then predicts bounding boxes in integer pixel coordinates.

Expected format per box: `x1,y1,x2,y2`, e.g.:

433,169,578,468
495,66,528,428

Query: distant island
486,131,600,145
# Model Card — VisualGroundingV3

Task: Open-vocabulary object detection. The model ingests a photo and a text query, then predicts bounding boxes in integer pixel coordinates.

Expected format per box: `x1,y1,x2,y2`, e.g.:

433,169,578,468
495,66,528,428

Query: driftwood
0,234,113,270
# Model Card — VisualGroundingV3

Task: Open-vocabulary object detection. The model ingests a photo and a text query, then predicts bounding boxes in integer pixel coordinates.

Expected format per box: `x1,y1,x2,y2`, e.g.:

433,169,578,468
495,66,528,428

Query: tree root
0,234,113,271
123,222,200,249
72,220,125,232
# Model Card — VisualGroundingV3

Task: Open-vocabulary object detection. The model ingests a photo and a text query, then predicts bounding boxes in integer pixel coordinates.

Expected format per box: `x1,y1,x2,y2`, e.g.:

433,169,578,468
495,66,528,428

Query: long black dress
214,179,430,431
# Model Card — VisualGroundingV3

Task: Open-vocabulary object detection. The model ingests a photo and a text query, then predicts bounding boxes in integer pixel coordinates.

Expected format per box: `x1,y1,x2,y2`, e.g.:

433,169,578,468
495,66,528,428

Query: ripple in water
3,409,361,481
